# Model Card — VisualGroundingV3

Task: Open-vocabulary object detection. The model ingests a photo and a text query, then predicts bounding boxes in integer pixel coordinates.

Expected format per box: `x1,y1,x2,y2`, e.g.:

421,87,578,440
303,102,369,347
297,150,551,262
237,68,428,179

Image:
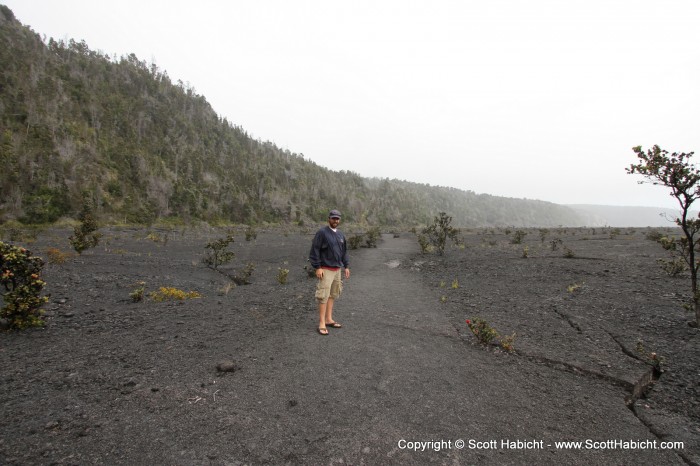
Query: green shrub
0,242,48,329
511,230,527,244
233,262,255,285
365,227,381,248
417,234,431,253
245,227,257,241
203,235,235,269
657,257,688,277
465,318,498,345
349,234,364,250
69,204,101,254
422,212,460,255
129,281,146,302
277,268,289,284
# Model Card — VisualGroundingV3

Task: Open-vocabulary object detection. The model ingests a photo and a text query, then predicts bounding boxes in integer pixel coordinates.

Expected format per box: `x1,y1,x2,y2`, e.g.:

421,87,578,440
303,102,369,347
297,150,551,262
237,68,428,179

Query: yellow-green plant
149,287,202,302
129,282,146,302
499,332,516,352
46,247,70,265
567,283,582,293
277,268,289,285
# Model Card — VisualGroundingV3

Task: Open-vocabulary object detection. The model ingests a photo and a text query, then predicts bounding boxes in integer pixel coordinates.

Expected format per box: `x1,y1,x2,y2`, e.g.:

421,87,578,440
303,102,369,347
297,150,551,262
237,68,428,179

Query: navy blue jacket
309,226,350,269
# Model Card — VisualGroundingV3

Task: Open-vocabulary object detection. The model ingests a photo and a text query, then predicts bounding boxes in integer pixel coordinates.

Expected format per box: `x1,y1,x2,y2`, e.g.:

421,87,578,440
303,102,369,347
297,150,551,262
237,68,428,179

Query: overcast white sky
4,0,699,208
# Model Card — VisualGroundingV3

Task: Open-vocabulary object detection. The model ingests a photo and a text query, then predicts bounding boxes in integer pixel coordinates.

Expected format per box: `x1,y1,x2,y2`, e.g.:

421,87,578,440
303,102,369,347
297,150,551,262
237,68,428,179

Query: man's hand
316,268,324,279
344,268,351,279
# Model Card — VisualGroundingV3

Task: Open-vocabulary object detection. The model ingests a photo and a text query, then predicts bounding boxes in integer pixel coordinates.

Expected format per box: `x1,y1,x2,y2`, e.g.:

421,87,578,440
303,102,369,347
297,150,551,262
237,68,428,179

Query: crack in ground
452,318,681,462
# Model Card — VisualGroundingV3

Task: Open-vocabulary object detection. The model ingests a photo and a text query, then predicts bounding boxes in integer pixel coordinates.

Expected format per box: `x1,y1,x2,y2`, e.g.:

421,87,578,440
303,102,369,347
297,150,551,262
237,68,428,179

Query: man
309,209,351,335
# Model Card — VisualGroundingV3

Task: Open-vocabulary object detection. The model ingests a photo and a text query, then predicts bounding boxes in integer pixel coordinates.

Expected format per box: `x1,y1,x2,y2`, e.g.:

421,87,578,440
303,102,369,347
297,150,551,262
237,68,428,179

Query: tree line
0,6,585,228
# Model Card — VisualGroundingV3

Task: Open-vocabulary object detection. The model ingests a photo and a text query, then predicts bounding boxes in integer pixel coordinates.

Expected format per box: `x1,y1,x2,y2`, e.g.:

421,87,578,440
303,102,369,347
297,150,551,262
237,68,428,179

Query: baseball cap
329,209,342,219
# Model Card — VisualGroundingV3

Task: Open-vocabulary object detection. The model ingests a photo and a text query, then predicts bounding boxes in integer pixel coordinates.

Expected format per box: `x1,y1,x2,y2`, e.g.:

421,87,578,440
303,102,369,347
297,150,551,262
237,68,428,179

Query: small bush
245,227,257,241
203,235,235,269
69,207,101,254
550,238,562,251
522,246,529,258
129,282,146,302
563,247,575,258
349,234,364,250
499,332,516,352
657,257,688,277
646,230,664,242
417,234,432,254
465,318,498,345
0,242,48,329
511,230,527,244
233,262,255,285
365,227,381,248
145,232,165,243
466,317,515,351
422,212,460,255
567,283,582,293
46,247,70,265
451,279,459,289
277,268,289,285
149,287,201,302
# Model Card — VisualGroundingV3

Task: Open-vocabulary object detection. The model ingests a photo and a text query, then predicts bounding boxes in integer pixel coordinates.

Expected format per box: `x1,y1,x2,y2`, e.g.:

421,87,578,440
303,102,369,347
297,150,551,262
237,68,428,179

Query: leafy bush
465,318,498,345
277,268,289,284
69,205,101,254
657,257,688,277
0,242,48,329
422,212,460,255
348,234,364,250
203,235,235,269
365,227,381,248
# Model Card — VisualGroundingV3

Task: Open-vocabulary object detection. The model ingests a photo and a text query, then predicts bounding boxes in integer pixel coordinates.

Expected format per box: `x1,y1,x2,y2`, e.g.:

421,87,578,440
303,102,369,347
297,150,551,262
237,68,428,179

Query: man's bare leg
318,301,328,334
325,297,335,325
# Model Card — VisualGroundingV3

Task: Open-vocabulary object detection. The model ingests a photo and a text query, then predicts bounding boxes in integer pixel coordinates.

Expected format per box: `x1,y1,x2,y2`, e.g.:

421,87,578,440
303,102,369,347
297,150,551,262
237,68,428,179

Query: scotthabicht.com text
397,438,684,452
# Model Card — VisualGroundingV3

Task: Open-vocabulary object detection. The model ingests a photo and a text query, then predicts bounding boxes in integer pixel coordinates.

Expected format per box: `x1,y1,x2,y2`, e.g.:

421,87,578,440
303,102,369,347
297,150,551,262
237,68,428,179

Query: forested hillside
0,6,585,227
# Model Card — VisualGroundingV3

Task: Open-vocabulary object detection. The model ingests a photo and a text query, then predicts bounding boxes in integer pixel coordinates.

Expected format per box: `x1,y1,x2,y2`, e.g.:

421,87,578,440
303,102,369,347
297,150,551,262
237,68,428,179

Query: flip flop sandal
326,322,342,328
318,327,329,335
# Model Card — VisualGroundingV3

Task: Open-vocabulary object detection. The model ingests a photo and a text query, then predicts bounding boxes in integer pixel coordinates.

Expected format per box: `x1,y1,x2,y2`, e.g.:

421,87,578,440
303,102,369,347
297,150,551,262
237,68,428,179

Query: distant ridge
568,205,691,228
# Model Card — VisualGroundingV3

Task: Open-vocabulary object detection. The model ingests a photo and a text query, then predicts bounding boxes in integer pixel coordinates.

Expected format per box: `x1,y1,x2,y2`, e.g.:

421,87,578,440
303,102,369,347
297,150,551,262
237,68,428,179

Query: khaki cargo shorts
315,268,343,304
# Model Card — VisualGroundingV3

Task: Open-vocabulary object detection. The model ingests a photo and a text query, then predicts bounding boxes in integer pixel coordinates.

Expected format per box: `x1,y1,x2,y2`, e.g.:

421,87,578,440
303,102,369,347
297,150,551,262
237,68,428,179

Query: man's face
329,217,340,228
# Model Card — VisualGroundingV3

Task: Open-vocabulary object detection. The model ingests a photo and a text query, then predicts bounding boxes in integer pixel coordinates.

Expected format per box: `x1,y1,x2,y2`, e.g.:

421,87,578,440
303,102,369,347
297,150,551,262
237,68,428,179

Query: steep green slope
0,6,584,227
